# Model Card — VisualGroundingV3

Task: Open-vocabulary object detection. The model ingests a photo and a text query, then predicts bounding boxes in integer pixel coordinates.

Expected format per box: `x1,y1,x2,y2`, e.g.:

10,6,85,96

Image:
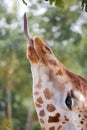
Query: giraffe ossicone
24,13,87,130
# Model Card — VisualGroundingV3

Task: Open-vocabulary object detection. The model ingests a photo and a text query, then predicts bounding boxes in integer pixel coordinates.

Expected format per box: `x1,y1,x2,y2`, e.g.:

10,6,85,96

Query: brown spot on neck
49,126,55,130
48,69,55,81
34,91,39,95
43,88,53,99
56,69,63,76
80,121,84,124
48,59,58,66
39,110,45,117
57,125,62,130
78,114,81,118
84,115,87,118
64,116,69,121
47,104,56,112
48,113,60,123
35,79,42,88
42,128,46,130
35,102,42,107
40,118,45,124
37,97,43,104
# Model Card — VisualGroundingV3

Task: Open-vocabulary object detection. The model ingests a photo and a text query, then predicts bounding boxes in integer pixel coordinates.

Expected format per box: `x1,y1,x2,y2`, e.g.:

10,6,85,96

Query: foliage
22,0,87,12
46,0,87,11
0,119,12,130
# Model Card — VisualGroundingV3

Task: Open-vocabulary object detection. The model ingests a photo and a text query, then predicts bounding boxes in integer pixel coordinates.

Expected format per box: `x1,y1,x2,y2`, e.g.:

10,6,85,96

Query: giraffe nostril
61,123,77,130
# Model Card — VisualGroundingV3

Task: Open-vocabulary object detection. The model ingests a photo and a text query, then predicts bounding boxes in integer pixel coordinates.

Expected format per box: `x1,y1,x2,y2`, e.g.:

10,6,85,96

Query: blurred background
0,0,87,130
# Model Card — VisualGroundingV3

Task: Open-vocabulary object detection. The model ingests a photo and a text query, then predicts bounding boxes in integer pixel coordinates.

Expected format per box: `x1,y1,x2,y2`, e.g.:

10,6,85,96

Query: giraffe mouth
26,36,52,63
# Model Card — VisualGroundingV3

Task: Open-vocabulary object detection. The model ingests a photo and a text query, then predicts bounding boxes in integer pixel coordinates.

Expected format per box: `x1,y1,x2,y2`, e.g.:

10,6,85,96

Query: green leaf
55,0,64,7
50,0,54,4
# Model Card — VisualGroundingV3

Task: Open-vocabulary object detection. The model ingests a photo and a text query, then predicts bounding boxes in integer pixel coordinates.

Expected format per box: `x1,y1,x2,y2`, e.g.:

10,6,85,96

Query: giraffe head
24,13,87,130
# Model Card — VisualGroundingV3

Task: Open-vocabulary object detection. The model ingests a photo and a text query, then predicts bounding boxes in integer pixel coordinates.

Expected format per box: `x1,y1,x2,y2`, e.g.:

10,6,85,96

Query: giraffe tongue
61,123,77,130
24,12,34,47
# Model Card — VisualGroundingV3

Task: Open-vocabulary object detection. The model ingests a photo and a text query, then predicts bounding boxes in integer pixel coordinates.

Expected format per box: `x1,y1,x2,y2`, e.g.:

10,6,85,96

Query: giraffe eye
65,94,72,110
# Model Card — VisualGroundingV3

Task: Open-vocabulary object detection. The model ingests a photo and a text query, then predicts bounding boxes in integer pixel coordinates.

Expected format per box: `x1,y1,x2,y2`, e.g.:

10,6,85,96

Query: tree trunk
7,80,13,130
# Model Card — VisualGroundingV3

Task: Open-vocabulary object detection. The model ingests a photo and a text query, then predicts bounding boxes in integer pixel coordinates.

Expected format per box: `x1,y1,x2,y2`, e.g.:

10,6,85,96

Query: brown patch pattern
49,126,55,130
57,125,62,130
65,69,87,97
44,46,52,53
43,88,52,99
84,115,87,118
35,79,42,88
48,69,55,81
42,128,45,130
78,114,81,118
80,121,84,124
40,118,45,124
47,104,56,112
34,91,39,95
56,70,63,76
37,97,43,104
62,121,65,124
48,113,60,123
27,46,39,63
64,116,69,121
49,59,58,66
35,102,41,107
39,110,45,117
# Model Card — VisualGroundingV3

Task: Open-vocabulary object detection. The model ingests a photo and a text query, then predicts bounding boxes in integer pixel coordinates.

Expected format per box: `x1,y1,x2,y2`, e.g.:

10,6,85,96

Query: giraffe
24,13,87,130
